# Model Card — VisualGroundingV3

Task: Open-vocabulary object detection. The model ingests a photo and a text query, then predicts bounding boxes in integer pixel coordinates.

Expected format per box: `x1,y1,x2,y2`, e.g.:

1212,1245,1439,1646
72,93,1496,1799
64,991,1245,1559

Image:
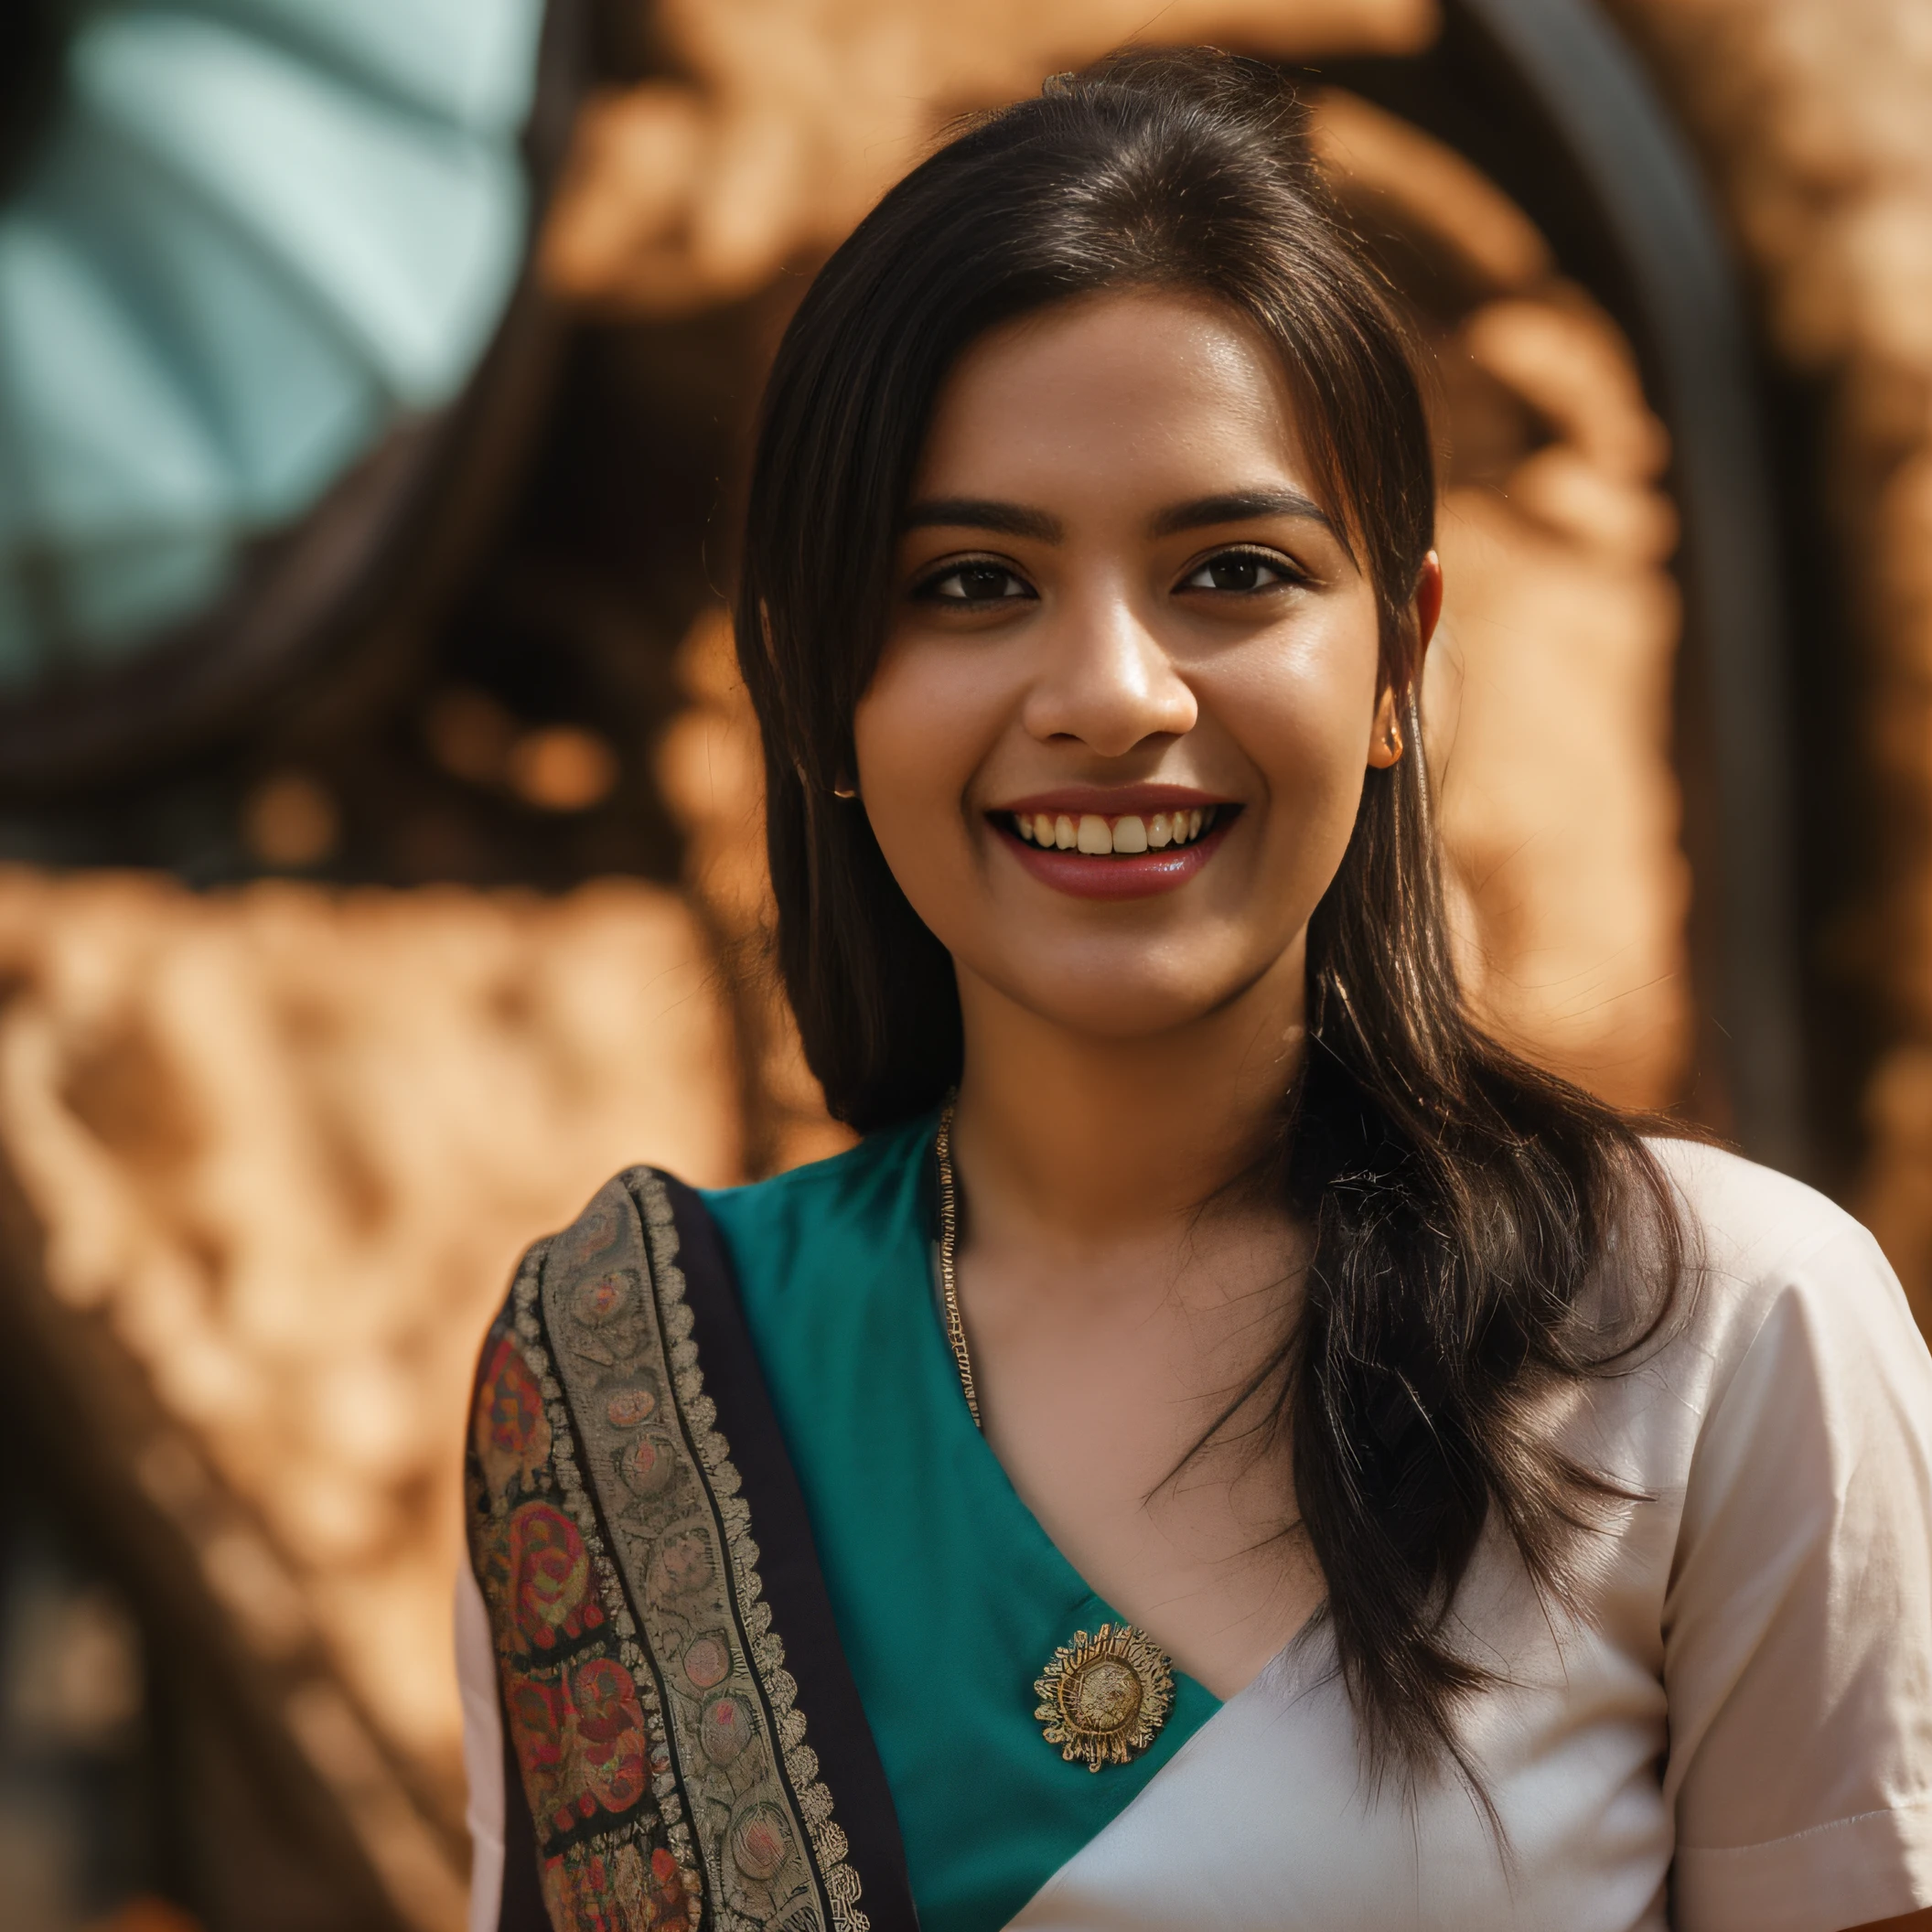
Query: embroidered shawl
465,1166,918,1932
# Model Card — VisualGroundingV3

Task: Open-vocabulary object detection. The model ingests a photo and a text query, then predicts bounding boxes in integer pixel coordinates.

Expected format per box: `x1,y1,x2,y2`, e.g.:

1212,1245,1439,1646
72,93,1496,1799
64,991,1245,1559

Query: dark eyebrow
1150,489,1347,547
901,498,1064,542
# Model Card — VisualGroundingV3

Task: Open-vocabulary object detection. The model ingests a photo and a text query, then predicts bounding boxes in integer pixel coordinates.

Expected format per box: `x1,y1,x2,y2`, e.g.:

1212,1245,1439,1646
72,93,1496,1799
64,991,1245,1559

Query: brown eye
1183,552,1292,593
921,562,1033,603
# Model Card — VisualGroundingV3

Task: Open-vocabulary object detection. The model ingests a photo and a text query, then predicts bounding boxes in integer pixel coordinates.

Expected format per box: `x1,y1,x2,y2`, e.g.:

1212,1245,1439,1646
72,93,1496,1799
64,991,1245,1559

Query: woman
457,49,1932,1932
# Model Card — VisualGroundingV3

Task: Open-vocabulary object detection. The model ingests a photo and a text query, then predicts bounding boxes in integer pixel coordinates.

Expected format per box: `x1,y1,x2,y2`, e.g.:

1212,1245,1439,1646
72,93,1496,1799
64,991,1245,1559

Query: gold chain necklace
934,1100,982,1429
938,1099,1177,1766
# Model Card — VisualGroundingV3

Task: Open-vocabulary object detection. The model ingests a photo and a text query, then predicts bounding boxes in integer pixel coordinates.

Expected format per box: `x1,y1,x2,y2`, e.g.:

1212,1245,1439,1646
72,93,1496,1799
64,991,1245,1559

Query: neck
950,941,1305,1246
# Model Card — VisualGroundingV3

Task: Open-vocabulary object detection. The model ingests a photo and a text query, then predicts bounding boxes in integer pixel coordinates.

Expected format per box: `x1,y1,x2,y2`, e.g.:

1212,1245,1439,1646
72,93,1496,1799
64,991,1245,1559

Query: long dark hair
735,47,1685,1787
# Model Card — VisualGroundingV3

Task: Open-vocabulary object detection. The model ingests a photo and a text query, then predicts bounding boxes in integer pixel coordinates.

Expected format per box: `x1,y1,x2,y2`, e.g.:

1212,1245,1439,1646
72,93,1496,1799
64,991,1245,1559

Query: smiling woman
862,293,1409,1042
455,48,1932,1932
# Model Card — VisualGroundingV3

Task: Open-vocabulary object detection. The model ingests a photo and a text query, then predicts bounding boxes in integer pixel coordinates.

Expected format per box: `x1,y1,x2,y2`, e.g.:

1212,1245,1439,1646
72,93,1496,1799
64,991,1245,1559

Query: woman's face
853,288,1427,1044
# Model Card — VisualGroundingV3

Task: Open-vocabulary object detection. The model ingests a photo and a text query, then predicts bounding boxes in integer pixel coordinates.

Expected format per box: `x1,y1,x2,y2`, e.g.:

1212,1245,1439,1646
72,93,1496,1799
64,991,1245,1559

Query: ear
1415,549,1444,654
1367,552,1443,770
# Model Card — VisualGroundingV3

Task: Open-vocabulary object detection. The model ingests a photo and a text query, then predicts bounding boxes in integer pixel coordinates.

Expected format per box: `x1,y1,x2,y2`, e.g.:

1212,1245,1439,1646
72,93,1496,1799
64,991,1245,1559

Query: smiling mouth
1000,805,1231,855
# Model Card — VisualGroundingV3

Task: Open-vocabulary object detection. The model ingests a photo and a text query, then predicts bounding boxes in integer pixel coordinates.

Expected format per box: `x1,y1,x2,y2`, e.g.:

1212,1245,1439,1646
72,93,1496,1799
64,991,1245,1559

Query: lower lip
993,815,1236,899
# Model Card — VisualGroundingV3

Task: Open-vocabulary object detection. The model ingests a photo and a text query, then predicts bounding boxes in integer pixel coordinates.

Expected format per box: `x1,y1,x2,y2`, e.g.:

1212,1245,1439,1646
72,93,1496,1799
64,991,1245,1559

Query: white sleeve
1662,1218,1932,1932
456,1561,507,1932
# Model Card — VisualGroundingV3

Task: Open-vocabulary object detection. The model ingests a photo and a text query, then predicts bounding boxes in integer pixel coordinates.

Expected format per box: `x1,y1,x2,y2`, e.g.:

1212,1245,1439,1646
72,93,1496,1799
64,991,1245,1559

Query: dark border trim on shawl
659,1174,917,1922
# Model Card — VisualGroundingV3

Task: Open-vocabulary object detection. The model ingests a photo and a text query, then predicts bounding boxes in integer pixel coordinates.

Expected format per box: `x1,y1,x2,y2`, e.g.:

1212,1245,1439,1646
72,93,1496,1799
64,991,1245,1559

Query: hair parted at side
735,45,1689,1794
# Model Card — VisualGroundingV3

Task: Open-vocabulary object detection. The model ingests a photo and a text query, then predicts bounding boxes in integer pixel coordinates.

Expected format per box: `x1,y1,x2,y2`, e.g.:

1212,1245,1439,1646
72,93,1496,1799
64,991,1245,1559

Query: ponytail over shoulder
1282,679,1682,1784
737,45,1686,1787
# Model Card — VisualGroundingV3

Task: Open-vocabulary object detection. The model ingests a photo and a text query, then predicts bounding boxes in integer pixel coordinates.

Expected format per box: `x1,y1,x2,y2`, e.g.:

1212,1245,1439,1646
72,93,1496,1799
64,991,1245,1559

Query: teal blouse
703,1117,1219,1932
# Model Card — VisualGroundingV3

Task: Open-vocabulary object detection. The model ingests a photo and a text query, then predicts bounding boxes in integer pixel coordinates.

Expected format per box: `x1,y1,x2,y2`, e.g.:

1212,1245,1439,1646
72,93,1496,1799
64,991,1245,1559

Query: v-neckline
917,1124,1315,1708
913,1137,1225,1696
917,1221,1221,1704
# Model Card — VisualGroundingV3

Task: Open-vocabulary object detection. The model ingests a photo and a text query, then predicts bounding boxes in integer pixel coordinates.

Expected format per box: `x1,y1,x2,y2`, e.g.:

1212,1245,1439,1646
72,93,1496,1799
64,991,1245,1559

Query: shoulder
468,1161,703,1397
1637,1133,1930,1435
1643,1132,1862,1259
1645,1135,1905,1316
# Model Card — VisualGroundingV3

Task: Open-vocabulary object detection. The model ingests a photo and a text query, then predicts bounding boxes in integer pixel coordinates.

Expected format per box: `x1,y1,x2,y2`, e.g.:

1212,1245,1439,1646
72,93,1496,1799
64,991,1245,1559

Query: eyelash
1178,546,1305,594
910,545,1306,606
911,557,1034,605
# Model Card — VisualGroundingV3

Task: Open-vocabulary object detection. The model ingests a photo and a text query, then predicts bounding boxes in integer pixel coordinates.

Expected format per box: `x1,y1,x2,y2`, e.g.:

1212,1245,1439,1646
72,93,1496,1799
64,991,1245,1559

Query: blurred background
0,0,1928,1924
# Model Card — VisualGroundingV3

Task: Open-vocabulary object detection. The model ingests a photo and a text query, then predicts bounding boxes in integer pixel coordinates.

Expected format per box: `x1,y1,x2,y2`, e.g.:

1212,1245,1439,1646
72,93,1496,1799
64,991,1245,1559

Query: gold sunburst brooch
1035,1622,1175,1771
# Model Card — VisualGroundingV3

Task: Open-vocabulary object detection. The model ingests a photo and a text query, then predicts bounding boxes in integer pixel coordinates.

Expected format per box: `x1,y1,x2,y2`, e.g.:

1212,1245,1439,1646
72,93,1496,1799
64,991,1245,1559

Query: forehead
915,289,1315,496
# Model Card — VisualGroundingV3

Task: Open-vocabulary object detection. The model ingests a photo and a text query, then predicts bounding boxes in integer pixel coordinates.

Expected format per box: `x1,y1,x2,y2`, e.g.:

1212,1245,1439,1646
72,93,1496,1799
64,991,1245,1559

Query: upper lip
989,785,1235,817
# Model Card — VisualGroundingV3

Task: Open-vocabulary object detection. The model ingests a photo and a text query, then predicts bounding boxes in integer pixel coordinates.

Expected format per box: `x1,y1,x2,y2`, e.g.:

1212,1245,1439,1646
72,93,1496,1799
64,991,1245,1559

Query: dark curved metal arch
0,0,64,201
1316,0,1807,1174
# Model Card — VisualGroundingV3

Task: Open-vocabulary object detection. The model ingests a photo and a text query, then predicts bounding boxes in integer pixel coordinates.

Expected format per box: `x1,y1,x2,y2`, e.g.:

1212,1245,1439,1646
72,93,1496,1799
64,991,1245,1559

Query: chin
997,963,1244,1041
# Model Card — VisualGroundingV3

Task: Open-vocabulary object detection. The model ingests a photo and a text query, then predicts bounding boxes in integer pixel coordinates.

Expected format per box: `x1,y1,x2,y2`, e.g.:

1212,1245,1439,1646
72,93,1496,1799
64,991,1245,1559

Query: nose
1021,585,1197,757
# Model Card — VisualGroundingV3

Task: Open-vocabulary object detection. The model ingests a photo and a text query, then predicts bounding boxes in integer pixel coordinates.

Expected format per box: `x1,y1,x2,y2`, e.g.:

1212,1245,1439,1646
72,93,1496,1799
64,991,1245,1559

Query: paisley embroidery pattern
467,1173,868,1932
470,1297,697,1928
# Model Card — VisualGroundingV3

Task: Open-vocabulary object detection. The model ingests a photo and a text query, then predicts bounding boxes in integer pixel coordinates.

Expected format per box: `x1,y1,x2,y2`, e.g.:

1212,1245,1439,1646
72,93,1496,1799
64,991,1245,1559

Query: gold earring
832,781,858,800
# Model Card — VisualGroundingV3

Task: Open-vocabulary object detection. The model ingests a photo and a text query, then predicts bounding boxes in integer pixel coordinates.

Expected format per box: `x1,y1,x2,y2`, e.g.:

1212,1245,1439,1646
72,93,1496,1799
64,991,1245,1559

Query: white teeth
1010,805,1224,852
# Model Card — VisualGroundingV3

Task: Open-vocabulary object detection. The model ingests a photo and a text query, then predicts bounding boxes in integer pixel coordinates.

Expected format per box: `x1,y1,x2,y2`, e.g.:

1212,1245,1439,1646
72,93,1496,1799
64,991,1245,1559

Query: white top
456,1561,506,1932
460,1140,1932,1931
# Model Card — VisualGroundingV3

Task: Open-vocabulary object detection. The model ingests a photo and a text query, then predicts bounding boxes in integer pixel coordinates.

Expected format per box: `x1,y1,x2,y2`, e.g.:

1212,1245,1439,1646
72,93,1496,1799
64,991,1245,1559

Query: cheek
852,642,993,874
1218,625,1381,811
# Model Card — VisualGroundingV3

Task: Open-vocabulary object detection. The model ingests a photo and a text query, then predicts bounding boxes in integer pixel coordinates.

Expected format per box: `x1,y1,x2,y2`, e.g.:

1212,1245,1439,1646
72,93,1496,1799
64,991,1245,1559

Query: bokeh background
2,0,1929,1925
